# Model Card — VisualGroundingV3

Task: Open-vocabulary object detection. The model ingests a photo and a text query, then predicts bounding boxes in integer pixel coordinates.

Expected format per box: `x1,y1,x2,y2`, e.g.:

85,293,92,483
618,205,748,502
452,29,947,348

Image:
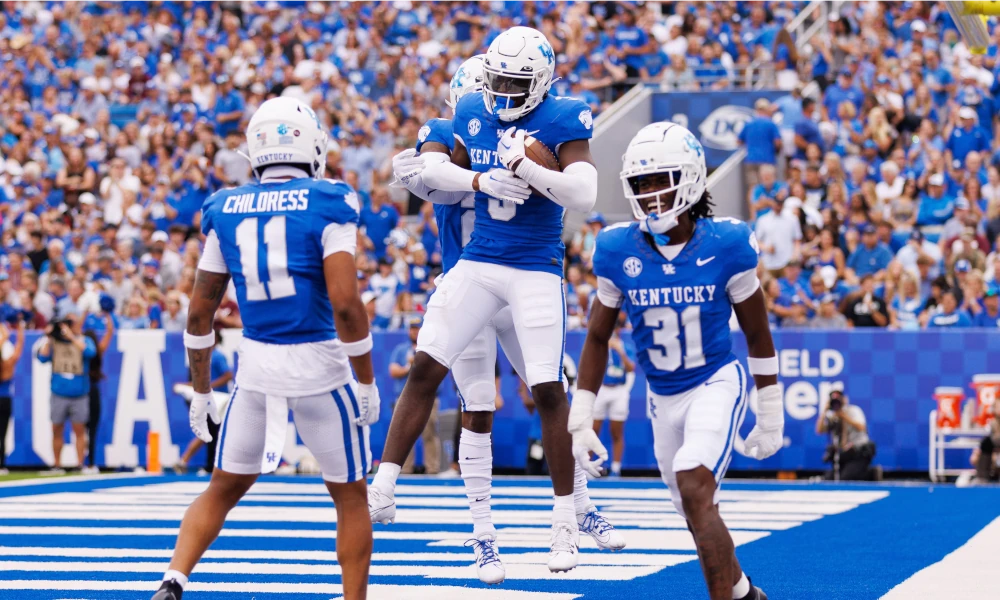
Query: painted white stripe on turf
881,516,1000,600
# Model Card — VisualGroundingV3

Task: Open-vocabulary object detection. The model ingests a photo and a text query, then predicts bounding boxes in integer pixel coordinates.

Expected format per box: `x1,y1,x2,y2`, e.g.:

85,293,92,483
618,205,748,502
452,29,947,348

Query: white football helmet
246,97,328,179
621,122,707,234
482,26,555,122
447,54,485,109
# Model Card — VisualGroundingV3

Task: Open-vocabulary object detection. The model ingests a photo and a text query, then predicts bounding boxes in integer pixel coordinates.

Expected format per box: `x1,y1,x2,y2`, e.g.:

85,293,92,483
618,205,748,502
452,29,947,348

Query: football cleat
736,577,768,600
578,505,626,551
368,485,396,524
151,579,183,600
547,522,579,572
465,533,505,585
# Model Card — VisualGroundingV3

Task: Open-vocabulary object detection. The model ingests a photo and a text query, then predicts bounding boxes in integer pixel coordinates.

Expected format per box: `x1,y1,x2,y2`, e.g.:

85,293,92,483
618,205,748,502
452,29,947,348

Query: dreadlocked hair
688,190,716,222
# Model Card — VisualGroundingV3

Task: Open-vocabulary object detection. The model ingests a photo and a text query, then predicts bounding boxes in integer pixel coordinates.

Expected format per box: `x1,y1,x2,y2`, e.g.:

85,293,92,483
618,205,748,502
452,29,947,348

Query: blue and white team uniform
592,217,760,513
416,118,525,410
418,92,594,387
593,337,637,422
198,170,370,482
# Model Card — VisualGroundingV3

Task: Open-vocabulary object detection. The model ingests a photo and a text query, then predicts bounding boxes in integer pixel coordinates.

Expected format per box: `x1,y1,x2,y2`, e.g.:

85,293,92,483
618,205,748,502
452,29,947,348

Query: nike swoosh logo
696,257,716,266
500,142,511,150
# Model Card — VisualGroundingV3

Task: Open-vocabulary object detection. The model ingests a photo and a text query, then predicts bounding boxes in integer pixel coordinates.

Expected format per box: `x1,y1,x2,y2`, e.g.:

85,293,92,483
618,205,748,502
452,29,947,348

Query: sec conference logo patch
623,257,643,278
468,118,482,136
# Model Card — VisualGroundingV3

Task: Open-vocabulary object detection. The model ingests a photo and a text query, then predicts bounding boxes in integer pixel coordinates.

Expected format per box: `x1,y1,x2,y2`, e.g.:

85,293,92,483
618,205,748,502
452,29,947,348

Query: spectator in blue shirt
916,173,955,233
749,165,789,219
739,98,782,167
923,50,954,108
847,224,894,280
973,285,1000,327
794,97,824,160
37,313,96,472
611,9,654,77
946,106,990,166
360,188,399,260
388,317,440,474
928,289,972,328
823,68,865,121
212,75,245,137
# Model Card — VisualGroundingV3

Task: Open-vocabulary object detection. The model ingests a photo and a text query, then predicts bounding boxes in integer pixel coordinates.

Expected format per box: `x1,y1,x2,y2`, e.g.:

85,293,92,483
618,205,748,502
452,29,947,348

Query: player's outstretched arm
393,145,465,206
325,251,381,425
422,140,529,204
185,268,230,442
568,298,619,477
498,131,598,213
733,287,783,460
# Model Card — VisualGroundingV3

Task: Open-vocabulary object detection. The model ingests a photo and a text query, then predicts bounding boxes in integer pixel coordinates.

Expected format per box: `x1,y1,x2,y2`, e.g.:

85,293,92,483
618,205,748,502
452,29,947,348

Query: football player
371,26,600,572
571,122,782,600
392,54,624,583
152,97,379,600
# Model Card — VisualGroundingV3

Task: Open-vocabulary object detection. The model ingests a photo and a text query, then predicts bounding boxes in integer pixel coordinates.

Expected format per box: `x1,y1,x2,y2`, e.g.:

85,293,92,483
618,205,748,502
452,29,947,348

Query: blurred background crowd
0,1,997,334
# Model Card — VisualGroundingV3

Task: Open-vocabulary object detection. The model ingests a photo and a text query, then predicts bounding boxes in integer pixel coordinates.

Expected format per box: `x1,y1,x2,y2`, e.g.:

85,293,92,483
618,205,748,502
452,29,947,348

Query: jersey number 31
644,306,705,372
235,215,295,301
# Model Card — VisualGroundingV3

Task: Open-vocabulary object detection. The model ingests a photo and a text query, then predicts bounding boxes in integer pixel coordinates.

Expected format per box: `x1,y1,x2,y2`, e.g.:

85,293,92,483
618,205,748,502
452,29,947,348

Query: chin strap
639,211,678,246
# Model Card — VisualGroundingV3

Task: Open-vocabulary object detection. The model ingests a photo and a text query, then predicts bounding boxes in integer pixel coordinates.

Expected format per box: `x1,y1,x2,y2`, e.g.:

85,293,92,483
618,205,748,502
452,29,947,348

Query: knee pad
458,378,497,412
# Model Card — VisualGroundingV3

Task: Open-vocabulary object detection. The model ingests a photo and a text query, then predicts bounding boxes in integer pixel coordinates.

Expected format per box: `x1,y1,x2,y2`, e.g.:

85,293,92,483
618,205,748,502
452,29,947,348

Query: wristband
748,356,779,376
184,331,216,350
341,333,373,357
567,389,597,433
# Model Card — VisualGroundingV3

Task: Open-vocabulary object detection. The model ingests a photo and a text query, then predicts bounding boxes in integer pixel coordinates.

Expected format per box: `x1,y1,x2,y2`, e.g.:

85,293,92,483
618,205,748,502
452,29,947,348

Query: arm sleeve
198,230,229,274
421,155,477,193
406,152,472,205
322,222,359,258
596,276,624,308
514,160,598,212
727,268,760,304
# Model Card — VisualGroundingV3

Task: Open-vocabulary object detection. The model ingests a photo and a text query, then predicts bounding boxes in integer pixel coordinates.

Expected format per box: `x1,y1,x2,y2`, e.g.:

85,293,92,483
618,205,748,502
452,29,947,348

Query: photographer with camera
815,390,880,481
0,314,25,476
37,313,97,473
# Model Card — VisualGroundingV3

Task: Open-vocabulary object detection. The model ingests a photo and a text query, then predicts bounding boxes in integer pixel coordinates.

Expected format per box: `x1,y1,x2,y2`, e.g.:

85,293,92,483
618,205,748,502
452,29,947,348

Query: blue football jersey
453,93,595,276
417,118,474,273
201,178,360,345
593,217,760,395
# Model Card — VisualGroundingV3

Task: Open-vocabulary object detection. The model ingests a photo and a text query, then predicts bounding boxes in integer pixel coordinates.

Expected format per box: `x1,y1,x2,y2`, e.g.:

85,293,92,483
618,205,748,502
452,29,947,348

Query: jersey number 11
235,215,296,301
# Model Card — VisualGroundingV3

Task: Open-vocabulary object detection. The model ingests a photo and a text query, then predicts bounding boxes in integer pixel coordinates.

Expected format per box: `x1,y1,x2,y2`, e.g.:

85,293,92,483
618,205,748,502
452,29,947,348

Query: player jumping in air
392,54,623,584
152,97,380,600
571,122,783,600
370,26,602,572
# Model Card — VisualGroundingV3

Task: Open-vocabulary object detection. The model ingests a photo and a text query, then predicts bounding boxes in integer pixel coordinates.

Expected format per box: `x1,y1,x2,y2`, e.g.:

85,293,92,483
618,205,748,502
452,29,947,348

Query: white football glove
567,389,608,478
189,391,220,443
477,168,530,205
354,381,382,426
742,385,784,460
496,126,527,170
391,148,425,188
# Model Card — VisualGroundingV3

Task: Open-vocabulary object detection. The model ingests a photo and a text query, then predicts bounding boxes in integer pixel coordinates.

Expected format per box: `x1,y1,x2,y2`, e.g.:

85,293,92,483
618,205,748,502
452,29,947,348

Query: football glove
189,391,220,443
496,126,527,170
742,385,784,460
391,148,425,188
353,381,382,426
478,168,530,205
568,389,608,478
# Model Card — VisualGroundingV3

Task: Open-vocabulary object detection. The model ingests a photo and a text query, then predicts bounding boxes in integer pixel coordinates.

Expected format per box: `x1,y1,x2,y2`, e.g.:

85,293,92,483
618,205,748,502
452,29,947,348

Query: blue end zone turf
0,475,997,599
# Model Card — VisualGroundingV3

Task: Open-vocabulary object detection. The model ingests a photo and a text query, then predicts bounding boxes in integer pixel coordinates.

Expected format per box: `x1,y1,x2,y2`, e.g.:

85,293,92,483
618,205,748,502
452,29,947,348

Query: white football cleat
465,532,505,585
578,505,626,551
547,522,579,572
368,485,396,524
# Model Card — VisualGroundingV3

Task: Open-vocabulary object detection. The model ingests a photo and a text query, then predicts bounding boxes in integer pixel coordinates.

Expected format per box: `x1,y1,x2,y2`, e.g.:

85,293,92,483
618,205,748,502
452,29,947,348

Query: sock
572,462,593,517
371,462,401,493
553,493,576,526
458,429,495,537
733,572,750,599
163,569,188,589
611,461,622,475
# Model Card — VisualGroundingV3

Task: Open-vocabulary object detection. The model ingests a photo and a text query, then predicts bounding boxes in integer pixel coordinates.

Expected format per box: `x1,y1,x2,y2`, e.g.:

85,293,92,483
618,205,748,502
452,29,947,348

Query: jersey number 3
235,215,295,301
644,306,705,372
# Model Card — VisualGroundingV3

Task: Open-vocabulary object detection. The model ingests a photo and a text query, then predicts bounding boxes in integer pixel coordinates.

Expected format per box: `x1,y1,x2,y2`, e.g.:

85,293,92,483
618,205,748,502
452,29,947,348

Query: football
522,136,561,196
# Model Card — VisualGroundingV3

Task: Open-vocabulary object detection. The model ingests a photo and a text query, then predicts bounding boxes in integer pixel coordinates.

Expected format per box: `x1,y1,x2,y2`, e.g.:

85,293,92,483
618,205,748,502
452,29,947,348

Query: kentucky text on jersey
627,285,718,307
468,147,502,167
222,189,309,213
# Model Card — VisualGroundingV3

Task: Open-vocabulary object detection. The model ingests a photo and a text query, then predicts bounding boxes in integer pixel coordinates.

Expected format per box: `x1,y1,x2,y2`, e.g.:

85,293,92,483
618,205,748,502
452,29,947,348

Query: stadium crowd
0,1,997,334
